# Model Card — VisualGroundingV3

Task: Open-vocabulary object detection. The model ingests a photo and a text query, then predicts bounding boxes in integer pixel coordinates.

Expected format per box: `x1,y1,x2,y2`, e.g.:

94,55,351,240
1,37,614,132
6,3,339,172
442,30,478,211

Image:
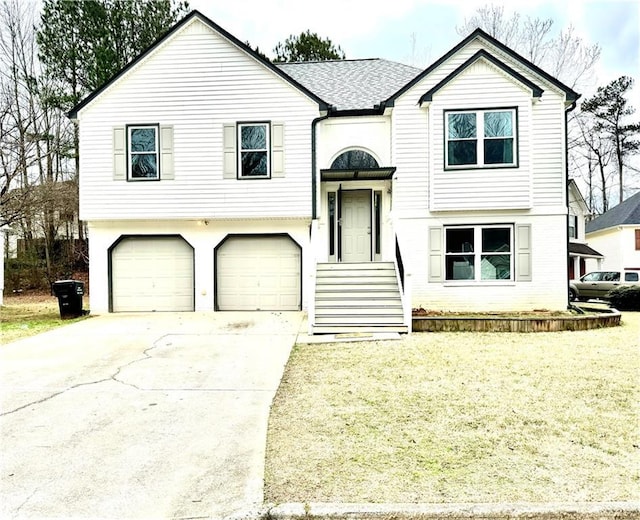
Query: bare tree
456,4,600,93
572,111,614,214
0,0,79,287
582,76,640,205
457,3,605,212
546,25,601,91
0,0,39,230
458,5,523,49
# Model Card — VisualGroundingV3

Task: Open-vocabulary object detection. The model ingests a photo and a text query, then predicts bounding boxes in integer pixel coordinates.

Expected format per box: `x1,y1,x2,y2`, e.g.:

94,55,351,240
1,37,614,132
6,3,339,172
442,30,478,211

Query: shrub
607,285,640,311
4,256,47,292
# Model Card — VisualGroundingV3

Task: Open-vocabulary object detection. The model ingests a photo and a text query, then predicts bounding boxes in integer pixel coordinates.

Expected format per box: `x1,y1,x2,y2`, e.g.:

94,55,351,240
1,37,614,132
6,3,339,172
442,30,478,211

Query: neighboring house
4,180,85,260
585,191,640,273
69,11,579,333
568,179,603,279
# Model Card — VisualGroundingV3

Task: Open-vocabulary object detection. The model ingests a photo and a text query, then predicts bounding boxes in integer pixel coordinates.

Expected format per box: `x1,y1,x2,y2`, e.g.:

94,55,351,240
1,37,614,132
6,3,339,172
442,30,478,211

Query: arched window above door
330,150,379,170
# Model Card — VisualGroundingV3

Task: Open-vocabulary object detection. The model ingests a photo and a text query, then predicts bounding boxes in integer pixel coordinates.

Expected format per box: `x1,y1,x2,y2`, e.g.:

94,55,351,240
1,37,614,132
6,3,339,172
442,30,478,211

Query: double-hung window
128,125,159,180
445,225,513,281
446,109,516,168
569,215,578,239
238,123,270,178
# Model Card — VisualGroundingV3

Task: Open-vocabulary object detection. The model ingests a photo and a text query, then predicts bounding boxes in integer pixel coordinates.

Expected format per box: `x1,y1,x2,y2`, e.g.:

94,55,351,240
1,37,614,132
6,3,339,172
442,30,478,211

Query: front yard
265,313,640,503
1,293,88,344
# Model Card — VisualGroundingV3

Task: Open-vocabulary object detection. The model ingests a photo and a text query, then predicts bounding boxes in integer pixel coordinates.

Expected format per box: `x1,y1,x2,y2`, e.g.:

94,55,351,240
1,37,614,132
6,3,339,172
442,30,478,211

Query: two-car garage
109,234,301,312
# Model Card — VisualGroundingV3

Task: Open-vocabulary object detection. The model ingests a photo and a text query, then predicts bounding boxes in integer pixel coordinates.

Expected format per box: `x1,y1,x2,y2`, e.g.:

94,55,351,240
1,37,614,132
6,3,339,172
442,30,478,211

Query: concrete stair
312,262,408,334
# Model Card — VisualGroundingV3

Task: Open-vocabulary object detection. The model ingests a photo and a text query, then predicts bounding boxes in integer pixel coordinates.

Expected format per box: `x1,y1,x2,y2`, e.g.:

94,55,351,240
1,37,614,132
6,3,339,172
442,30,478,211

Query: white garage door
111,236,194,312
216,236,301,311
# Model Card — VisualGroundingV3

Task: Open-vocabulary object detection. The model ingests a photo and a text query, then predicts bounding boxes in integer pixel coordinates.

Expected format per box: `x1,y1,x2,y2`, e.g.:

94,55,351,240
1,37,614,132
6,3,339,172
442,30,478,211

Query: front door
341,190,371,262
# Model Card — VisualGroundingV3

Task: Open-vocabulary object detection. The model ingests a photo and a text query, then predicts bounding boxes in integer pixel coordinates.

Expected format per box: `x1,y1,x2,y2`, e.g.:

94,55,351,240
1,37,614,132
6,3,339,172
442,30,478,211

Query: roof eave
385,27,580,107
329,105,387,117
417,49,544,105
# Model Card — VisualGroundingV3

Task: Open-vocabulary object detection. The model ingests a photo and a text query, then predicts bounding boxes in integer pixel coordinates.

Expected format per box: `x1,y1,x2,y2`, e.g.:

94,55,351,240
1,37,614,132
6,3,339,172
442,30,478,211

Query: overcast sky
188,0,639,99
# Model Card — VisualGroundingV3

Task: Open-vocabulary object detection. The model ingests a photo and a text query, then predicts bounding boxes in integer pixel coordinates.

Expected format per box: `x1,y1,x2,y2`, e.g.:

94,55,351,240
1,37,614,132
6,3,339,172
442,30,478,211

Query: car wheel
569,288,577,302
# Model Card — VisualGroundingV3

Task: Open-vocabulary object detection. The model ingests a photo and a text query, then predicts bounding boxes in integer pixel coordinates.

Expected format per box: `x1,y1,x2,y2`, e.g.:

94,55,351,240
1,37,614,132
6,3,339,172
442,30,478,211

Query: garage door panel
111,237,194,312
216,236,301,311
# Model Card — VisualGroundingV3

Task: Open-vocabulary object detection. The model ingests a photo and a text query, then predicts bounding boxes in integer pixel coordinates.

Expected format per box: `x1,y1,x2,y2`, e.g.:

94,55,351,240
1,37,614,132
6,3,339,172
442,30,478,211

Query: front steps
312,262,408,334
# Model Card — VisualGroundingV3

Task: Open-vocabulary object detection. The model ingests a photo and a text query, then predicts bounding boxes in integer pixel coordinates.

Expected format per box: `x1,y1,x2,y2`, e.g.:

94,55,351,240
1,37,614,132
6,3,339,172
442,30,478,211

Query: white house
568,179,603,279
585,191,640,273
69,11,579,333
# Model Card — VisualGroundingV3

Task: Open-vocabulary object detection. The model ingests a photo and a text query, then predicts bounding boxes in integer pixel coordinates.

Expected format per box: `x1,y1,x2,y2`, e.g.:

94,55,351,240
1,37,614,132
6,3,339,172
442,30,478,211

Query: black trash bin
52,280,84,319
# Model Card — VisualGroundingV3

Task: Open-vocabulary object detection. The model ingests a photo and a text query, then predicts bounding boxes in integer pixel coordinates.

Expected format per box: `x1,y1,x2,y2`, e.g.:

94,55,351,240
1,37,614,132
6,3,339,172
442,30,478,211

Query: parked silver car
569,270,640,301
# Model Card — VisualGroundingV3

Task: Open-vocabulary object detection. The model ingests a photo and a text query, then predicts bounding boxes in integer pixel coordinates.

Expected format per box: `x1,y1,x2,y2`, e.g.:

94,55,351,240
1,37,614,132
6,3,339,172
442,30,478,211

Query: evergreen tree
36,0,190,109
273,31,345,63
581,76,640,204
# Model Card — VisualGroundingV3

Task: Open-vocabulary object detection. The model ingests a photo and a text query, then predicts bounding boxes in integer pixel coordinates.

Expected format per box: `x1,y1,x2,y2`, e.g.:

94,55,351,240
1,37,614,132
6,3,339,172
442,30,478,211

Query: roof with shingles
586,191,640,234
569,242,604,257
276,59,422,111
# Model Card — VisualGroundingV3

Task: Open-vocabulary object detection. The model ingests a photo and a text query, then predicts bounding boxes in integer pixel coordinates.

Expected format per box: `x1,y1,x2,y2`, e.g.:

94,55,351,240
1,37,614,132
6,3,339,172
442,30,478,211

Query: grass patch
265,313,640,503
1,295,89,344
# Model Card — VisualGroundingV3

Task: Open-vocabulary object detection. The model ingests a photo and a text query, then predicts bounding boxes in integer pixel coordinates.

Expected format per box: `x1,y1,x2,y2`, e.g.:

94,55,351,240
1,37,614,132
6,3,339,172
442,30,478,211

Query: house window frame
237,121,271,179
444,107,518,170
127,124,160,181
635,229,640,251
569,214,578,239
444,224,514,282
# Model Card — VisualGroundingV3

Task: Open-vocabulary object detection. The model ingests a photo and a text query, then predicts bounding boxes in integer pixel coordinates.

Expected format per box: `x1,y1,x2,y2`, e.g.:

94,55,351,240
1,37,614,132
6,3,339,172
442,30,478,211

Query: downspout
566,100,577,309
311,108,332,219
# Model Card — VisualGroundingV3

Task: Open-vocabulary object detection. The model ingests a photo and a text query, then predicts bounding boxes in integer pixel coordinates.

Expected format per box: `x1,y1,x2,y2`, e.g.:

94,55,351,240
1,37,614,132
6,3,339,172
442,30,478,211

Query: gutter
311,108,333,219
565,100,578,307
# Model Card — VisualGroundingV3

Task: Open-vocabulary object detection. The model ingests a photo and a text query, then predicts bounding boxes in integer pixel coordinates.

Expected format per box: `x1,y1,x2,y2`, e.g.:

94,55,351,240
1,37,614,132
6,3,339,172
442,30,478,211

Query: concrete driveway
0,311,303,519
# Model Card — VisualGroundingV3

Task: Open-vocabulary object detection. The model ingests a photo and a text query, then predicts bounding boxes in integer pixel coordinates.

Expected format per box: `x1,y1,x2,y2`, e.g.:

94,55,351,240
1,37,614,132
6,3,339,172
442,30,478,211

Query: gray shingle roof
276,59,422,111
585,191,640,234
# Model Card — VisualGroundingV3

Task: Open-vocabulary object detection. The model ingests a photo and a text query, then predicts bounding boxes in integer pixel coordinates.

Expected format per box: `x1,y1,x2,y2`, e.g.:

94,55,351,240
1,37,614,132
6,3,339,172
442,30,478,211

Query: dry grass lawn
265,313,640,503
1,293,88,344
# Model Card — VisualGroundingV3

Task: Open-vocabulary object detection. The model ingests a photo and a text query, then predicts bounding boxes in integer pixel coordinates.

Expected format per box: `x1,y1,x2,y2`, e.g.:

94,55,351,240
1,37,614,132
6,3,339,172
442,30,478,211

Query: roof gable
386,28,579,108
586,191,640,234
569,179,589,214
68,10,328,119
418,49,544,104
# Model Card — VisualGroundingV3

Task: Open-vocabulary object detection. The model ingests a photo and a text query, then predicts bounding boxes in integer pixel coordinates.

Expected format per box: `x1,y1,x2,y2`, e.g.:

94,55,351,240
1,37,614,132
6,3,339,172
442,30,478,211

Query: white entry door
341,190,371,262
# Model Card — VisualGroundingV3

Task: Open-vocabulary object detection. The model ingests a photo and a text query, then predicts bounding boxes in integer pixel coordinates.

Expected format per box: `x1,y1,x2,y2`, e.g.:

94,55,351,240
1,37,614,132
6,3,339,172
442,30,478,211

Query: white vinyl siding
531,94,565,206
429,60,532,211
392,40,569,215
78,17,318,220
